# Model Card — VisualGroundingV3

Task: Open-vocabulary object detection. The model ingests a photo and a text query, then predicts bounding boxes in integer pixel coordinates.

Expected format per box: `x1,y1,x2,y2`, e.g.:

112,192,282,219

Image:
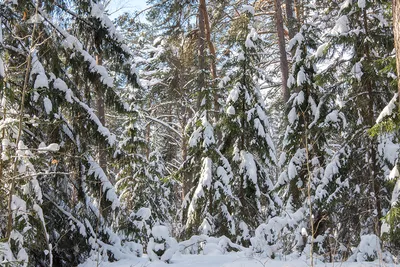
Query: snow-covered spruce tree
147,225,178,263
114,112,175,245
369,96,400,255
274,5,351,257
219,8,277,246
134,34,195,178
311,0,396,259
0,0,141,265
178,0,237,241
181,108,237,239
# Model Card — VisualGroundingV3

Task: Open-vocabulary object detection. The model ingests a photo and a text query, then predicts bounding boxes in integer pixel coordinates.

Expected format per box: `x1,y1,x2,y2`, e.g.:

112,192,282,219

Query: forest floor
79,253,400,267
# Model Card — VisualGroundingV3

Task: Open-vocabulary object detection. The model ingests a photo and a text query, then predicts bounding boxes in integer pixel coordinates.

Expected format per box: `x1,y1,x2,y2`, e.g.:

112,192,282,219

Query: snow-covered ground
80,253,399,267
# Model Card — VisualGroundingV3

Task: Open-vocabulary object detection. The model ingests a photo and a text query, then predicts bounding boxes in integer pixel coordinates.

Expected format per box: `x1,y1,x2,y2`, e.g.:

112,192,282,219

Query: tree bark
363,8,381,236
274,0,290,103
393,0,400,102
199,0,219,118
197,0,207,109
285,0,296,40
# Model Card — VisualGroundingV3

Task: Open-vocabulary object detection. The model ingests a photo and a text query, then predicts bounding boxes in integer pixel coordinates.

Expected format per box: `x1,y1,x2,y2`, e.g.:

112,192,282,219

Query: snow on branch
37,8,115,89
87,156,120,210
376,93,398,124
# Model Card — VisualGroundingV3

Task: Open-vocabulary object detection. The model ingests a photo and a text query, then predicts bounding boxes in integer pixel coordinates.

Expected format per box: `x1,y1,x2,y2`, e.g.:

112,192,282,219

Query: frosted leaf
245,28,258,48
43,97,52,114
202,116,215,147
227,84,240,103
11,195,27,213
152,225,169,240
27,14,44,24
391,179,400,206
31,178,43,202
242,5,255,15
34,73,49,88
325,110,339,124
17,248,28,262
239,151,260,196
91,3,104,18
200,157,213,190
296,67,306,85
352,62,363,81
226,106,235,115
278,152,286,167
287,74,295,88
288,32,304,51
187,157,213,216
38,142,46,150
381,222,390,236
53,78,73,103
340,0,352,12
87,156,120,209
358,0,366,9
0,57,4,78
315,43,328,57
295,90,305,105
356,235,381,262
288,107,298,124
288,161,297,180
200,219,212,235
135,207,151,220
376,93,398,123
38,143,60,152
301,227,308,236
333,15,350,34
245,38,254,48
378,138,399,165
389,165,399,180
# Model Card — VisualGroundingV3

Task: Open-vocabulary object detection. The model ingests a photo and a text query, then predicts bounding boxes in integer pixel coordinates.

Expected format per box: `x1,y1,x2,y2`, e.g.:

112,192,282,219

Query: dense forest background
1,0,400,266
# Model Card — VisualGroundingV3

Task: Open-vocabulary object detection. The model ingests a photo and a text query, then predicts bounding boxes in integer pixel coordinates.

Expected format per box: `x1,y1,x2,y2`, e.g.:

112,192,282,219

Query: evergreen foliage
1,0,400,265
219,9,277,245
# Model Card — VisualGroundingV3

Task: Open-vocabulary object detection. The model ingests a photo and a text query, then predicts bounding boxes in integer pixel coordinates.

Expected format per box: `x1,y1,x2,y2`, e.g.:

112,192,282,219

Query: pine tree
114,112,175,245
275,7,350,256
178,0,238,240
219,8,277,245
316,1,395,258
0,0,141,265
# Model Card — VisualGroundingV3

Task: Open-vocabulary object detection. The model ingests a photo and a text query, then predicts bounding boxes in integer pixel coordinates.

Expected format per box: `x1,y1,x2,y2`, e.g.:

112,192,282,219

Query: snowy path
80,253,399,267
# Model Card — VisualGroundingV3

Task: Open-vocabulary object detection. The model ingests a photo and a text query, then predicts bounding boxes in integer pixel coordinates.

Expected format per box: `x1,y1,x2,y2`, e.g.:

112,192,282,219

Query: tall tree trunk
274,0,290,103
393,0,400,102
6,13,39,238
199,0,219,118
363,8,381,235
0,18,4,209
285,0,296,40
7,45,33,239
181,119,189,200
96,55,107,176
197,0,207,110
